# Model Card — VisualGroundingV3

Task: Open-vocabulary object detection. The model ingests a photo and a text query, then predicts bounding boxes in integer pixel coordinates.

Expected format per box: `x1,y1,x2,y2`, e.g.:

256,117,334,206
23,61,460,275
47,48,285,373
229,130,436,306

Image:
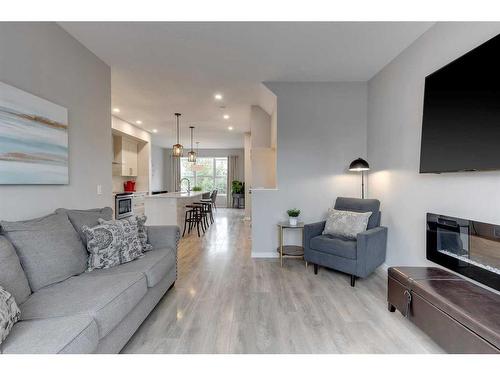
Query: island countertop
145,191,205,199
144,191,207,226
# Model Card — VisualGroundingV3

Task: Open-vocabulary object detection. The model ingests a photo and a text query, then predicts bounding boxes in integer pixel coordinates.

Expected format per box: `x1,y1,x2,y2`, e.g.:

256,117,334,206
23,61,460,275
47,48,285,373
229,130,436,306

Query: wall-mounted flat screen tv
420,34,500,173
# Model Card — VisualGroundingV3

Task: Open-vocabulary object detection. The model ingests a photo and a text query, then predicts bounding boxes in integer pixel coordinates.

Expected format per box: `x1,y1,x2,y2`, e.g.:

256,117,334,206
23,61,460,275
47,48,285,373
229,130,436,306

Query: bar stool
182,205,204,237
193,201,213,226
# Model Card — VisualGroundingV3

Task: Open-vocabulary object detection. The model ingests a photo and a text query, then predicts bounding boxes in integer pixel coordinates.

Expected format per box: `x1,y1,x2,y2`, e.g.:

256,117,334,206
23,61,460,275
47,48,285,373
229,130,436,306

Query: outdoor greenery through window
180,157,228,194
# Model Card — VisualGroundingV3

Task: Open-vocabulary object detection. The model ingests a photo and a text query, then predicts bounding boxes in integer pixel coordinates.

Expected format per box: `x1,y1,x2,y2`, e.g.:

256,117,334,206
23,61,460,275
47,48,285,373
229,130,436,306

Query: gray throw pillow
323,208,372,239
133,215,153,252
82,223,123,272
1,212,88,292
56,207,113,245
0,286,21,345
0,236,31,305
98,217,144,263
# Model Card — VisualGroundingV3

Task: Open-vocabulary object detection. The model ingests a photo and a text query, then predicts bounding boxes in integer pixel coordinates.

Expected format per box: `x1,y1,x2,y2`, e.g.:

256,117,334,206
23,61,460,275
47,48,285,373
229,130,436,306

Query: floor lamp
349,158,370,199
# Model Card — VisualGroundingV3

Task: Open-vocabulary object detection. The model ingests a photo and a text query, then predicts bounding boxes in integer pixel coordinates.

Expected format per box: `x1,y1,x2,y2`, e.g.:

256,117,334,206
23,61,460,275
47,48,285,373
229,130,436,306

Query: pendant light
187,126,197,162
172,113,183,157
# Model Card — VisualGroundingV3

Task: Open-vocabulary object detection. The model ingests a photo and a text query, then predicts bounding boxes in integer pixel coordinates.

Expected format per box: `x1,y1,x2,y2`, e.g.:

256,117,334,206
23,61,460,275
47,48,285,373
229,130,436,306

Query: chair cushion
20,272,147,339
1,315,98,354
334,197,381,229
56,207,113,245
84,247,176,288
0,235,31,304
309,235,357,259
0,212,88,292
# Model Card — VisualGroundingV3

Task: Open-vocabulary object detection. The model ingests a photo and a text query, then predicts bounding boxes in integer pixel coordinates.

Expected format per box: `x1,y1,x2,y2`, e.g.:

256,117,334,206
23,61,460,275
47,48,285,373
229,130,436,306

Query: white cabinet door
121,138,138,176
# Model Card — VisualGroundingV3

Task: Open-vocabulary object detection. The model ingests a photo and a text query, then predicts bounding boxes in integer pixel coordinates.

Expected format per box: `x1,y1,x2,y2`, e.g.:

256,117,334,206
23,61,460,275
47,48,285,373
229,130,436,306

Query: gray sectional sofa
0,208,179,354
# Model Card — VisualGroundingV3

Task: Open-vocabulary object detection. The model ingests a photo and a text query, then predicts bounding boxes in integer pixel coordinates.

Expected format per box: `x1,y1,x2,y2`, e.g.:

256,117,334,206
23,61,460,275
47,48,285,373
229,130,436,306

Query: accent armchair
304,197,387,287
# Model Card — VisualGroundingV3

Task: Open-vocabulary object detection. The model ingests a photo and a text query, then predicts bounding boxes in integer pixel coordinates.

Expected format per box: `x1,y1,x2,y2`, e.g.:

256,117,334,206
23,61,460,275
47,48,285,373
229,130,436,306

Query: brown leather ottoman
388,266,500,353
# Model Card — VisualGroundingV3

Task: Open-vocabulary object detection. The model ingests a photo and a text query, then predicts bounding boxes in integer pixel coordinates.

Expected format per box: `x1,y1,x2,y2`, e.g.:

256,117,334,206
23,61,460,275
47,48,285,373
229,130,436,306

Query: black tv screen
420,34,500,173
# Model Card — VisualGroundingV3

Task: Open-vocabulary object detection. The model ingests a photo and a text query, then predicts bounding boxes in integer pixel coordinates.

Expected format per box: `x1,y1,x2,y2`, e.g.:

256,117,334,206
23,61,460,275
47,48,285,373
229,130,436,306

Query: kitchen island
144,191,206,226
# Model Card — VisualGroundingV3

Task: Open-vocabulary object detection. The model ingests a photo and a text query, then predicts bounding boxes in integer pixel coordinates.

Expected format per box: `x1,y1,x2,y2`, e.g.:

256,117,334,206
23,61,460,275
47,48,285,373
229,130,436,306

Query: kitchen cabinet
113,135,138,177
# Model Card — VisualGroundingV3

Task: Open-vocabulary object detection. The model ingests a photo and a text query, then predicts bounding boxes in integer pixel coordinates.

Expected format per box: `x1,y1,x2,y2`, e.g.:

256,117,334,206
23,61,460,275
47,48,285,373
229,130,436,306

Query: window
180,157,228,194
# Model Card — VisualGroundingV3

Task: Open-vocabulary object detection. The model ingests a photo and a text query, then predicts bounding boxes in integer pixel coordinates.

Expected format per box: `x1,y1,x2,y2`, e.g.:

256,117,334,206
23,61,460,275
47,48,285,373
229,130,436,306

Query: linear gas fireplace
427,213,500,291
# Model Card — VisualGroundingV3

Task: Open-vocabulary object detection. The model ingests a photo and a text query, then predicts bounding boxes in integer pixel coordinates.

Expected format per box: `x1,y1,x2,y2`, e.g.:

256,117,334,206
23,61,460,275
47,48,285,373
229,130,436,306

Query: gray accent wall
0,23,112,221
367,22,500,266
252,82,368,257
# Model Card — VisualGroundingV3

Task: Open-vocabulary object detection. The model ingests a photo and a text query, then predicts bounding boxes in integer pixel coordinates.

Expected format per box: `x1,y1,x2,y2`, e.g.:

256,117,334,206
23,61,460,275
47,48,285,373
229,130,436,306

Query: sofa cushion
1,212,88,292
310,234,357,259
1,315,98,354
56,207,113,245
0,286,21,345
20,272,147,339
0,235,31,304
85,247,176,288
323,208,371,239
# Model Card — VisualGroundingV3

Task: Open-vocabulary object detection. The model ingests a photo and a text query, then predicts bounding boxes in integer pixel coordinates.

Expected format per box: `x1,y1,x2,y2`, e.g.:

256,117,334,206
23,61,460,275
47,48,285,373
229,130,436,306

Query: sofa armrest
303,221,326,249
356,226,388,277
146,225,180,253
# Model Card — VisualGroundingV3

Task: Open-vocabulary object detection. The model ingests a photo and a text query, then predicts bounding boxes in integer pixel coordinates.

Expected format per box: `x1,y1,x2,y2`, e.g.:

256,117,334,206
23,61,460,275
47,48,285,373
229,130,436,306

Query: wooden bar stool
182,205,204,237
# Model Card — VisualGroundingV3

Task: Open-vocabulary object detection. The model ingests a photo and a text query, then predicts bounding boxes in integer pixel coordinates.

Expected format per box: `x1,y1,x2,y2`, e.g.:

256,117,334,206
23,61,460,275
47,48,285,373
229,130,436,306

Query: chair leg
182,211,190,237
388,302,396,312
350,275,356,287
313,264,318,275
196,219,201,237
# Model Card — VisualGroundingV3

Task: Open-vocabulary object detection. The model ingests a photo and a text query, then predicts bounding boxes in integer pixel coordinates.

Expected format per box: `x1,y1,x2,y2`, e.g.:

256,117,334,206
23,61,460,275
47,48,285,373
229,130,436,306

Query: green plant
287,208,301,217
192,186,202,192
232,180,244,194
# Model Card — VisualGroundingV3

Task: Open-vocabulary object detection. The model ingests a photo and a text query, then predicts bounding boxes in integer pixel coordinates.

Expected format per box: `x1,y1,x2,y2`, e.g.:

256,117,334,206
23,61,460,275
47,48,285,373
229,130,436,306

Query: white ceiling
60,22,434,148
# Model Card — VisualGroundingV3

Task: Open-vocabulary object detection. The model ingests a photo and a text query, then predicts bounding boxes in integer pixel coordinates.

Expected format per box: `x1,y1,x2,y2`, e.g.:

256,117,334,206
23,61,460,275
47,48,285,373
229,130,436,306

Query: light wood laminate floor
122,209,443,353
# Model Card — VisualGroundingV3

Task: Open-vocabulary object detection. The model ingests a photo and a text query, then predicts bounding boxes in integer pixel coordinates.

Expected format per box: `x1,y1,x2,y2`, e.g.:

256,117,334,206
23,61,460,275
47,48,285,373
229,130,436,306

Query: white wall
367,22,500,266
252,82,367,257
151,145,168,192
0,23,111,221
244,133,252,219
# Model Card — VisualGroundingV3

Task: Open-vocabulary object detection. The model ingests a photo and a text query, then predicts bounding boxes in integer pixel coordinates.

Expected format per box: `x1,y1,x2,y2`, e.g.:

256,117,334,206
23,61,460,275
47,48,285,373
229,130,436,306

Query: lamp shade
349,158,370,171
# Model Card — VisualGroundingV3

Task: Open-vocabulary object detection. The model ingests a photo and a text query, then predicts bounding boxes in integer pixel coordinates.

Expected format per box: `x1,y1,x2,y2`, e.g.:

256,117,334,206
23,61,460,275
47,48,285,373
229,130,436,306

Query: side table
277,222,307,267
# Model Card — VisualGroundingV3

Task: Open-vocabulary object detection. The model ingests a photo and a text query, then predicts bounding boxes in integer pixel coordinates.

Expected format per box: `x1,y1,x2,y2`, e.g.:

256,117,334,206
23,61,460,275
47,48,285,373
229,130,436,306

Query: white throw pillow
323,208,372,239
0,285,20,345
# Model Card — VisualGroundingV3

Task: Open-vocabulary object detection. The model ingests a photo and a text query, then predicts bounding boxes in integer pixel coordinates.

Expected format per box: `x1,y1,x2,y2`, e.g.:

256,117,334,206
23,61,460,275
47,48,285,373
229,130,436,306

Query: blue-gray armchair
304,197,387,287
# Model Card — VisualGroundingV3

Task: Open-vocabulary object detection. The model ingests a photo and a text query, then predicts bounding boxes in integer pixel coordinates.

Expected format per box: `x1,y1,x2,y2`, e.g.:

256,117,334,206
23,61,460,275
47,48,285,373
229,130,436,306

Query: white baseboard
251,252,279,258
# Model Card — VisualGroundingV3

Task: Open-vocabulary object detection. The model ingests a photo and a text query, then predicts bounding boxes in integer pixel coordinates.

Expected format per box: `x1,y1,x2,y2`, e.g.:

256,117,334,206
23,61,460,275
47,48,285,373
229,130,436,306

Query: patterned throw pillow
135,215,153,252
323,208,372,240
83,223,123,271
98,218,144,263
0,286,21,345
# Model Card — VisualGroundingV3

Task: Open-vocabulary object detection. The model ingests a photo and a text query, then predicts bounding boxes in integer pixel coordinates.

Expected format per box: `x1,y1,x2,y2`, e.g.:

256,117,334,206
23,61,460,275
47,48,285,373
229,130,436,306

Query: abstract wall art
0,81,68,184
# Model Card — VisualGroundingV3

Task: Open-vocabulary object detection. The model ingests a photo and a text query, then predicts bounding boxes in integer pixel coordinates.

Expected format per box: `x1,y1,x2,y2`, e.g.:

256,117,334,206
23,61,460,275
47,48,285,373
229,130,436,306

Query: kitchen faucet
180,178,191,193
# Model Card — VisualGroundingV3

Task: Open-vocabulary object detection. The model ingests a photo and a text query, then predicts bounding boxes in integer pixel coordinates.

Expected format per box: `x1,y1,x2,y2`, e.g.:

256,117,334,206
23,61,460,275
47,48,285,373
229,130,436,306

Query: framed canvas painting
0,81,68,184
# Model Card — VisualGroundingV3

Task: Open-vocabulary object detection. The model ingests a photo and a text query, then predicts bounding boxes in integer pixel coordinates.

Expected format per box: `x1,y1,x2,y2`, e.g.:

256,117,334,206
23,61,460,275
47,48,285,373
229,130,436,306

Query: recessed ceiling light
136,120,142,125
112,108,120,113
228,126,233,131
214,93,223,100
152,129,158,133
223,114,230,120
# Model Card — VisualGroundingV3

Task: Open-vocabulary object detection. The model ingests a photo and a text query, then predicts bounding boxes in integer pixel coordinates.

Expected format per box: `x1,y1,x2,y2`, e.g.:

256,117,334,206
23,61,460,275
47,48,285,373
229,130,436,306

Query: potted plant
192,186,202,192
231,180,245,208
287,208,301,226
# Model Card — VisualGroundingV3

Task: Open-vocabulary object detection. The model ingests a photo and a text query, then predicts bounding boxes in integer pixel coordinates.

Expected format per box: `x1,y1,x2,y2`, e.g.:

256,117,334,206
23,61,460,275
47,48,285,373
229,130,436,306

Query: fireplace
426,213,500,291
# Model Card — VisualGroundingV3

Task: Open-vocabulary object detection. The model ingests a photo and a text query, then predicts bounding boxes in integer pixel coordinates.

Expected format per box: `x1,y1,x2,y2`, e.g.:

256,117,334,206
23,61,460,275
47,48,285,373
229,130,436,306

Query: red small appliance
124,180,136,192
